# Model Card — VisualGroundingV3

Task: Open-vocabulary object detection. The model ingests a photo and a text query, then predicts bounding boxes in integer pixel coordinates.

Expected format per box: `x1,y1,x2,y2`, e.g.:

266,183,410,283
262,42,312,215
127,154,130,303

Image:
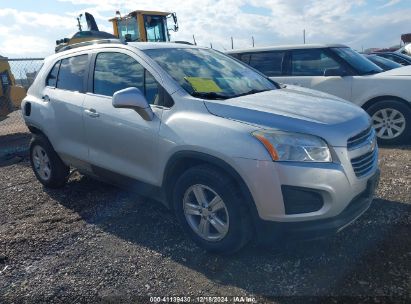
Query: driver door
83,50,163,185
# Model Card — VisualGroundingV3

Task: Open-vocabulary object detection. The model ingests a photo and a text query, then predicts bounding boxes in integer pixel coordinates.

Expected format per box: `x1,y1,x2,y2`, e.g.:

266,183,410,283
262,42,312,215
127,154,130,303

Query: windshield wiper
191,91,229,100
230,89,270,98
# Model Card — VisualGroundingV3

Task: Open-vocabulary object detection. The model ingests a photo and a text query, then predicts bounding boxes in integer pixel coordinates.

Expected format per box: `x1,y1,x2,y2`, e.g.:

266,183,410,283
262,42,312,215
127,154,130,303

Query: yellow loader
0,57,26,116
55,10,178,52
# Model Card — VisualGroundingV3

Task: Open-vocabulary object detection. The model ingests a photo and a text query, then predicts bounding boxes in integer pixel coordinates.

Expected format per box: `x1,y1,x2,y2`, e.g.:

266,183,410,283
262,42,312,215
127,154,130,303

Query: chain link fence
0,58,44,161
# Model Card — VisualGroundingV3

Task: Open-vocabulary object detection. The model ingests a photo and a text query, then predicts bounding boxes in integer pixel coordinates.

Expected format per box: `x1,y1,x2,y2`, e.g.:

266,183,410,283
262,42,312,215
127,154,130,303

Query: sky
0,0,410,58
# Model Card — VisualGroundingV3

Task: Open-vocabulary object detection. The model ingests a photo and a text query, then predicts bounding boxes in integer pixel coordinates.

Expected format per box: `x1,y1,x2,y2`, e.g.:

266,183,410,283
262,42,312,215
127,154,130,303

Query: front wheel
366,100,411,145
173,165,252,254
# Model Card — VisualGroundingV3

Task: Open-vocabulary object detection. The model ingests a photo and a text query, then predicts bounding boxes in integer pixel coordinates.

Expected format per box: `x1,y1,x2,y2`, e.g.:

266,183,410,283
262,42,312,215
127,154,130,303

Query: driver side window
291,49,342,76
93,52,160,105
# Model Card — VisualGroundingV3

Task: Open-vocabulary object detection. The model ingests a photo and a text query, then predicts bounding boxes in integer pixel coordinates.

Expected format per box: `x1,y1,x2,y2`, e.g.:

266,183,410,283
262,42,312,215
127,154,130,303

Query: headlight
252,130,332,162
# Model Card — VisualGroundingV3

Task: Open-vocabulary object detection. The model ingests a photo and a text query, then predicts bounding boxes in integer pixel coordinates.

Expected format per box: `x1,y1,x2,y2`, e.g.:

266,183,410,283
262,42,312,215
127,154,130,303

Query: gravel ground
0,146,410,303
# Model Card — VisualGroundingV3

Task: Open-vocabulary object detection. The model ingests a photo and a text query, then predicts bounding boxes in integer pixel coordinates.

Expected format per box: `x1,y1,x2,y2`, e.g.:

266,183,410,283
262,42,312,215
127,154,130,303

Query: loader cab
110,10,178,42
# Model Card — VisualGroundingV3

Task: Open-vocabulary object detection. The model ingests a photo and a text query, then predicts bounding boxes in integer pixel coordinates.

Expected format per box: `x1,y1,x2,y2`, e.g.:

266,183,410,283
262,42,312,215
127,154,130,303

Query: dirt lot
0,146,410,303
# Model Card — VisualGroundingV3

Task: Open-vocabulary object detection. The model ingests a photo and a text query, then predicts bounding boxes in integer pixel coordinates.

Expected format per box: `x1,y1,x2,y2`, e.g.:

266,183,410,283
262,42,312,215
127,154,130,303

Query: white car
227,44,411,145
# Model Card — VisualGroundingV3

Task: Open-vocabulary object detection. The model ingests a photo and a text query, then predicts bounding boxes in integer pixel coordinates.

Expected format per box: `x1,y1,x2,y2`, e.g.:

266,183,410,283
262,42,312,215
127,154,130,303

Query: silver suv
22,41,380,253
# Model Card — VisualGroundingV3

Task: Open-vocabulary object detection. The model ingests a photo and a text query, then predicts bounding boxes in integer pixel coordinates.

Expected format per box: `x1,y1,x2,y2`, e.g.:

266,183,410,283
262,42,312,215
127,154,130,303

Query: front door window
291,49,342,76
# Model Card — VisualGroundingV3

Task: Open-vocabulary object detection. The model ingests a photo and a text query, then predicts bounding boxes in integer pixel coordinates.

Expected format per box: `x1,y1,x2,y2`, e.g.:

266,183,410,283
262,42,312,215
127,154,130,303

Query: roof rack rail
56,39,125,53
173,41,194,45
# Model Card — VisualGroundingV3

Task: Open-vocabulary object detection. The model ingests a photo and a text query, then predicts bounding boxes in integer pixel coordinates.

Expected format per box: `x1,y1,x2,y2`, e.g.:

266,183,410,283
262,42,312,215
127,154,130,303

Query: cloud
378,0,401,9
0,0,410,57
0,8,77,57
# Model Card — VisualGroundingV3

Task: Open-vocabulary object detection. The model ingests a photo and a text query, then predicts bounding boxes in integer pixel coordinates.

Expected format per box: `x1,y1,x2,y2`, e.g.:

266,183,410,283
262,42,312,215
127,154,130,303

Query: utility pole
252,36,255,47
231,37,234,49
77,14,83,31
303,29,306,44
193,35,197,45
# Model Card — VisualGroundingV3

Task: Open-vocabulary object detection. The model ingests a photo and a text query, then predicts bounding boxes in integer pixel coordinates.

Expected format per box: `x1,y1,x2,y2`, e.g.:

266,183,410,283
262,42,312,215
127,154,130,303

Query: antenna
210,42,213,49
252,36,255,47
77,14,83,32
193,35,197,45
303,29,306,44
231,37,234,49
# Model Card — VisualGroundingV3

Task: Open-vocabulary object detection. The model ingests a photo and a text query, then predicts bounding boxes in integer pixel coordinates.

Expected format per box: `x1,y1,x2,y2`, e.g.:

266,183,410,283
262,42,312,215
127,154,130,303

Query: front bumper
233,144,379,222
260,170,379,240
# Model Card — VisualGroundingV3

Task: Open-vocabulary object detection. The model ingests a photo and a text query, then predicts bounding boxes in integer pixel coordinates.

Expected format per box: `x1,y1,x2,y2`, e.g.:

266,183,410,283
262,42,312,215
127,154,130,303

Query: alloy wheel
183,184,229,242
32,145,52,181
372,108,406,140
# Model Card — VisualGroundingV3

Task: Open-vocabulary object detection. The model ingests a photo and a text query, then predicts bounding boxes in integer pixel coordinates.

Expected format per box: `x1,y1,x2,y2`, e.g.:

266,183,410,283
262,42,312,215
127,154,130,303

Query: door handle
84,108,100,118
42,95,50,102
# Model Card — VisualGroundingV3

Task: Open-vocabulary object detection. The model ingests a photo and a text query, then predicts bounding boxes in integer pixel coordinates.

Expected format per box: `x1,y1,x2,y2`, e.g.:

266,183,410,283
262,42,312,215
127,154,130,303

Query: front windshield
368,55,401,70
332,47,383,75
143,48,277,99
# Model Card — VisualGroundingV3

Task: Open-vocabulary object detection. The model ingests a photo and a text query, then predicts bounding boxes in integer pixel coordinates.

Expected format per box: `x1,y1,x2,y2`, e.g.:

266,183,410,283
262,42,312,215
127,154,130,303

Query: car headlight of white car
252,130,332,162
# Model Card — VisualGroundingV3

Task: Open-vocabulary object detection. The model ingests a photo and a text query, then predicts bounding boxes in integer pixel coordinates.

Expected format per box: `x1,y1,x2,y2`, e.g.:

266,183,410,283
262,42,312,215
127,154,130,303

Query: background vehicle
228,44,411,145
110,10,178,42
363,54,402,71
371,52,411,66
21,41,378,254
55,10,178,52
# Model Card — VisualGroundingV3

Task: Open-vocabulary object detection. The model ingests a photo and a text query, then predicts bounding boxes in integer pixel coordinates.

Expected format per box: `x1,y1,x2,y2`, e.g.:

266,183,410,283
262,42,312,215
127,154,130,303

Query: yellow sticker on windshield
184,77,222,93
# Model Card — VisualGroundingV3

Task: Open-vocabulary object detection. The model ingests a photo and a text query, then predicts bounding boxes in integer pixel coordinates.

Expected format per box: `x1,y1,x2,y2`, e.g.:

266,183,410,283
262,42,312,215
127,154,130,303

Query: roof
128,42,202,50
225,43,348,54
109,10,171,21
53,40,204,57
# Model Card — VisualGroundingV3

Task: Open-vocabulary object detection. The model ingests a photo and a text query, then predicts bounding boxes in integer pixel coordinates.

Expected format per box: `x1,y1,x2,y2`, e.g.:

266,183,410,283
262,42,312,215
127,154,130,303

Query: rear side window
57,55,88,92
93,52,161,105
46,61,60,87
291,49,341,76
249,51,285,76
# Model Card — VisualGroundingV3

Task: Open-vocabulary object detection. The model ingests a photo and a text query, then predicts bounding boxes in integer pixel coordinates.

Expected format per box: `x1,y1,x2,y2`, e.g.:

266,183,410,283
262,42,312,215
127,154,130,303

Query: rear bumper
255,170,380,242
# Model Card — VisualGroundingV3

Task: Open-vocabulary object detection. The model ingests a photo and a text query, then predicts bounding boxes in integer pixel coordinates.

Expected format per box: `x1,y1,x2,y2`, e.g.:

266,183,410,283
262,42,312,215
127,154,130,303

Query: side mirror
323,68,347,77
172,12,179,32
112,87,154,121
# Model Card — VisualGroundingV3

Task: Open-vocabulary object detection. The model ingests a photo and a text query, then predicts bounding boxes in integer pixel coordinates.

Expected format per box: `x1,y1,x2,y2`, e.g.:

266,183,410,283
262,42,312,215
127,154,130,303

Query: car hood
204,85,370,147
374,65,411,76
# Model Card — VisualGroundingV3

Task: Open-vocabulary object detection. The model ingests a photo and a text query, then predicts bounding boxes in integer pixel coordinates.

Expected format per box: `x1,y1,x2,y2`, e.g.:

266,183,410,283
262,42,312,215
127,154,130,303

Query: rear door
42,54,89,164
83,50,164,185
274,48,353,100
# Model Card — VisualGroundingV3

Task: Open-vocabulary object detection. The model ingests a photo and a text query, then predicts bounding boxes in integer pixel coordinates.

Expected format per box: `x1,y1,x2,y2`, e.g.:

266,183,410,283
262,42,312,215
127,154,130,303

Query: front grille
350,149,378,177
347,126,372,150
348,126,378,178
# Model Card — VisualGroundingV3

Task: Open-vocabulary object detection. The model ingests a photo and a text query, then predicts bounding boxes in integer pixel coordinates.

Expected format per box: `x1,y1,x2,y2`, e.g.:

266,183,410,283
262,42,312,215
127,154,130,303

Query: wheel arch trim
361,95,411,111
162,151,260,227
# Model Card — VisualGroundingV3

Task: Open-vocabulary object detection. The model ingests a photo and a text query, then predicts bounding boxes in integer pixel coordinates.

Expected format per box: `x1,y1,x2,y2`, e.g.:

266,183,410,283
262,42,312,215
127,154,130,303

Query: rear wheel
366,100,411,145
30,135,69,188
173,165,251,254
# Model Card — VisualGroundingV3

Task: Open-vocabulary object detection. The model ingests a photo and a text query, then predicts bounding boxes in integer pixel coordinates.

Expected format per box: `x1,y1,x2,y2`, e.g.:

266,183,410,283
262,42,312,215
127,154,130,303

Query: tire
29,134,69,188
366,100,411,145
173,164,252,254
